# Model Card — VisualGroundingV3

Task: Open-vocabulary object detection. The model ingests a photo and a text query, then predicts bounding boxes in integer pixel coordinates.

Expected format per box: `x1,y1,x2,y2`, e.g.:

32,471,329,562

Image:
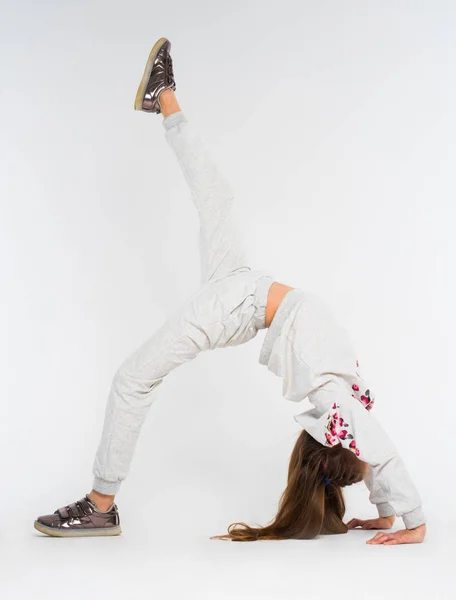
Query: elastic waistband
252,275,275,330
259,288,306,365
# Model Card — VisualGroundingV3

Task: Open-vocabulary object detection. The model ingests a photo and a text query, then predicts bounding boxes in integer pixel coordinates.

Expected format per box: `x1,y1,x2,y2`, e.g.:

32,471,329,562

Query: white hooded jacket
258,285,425,530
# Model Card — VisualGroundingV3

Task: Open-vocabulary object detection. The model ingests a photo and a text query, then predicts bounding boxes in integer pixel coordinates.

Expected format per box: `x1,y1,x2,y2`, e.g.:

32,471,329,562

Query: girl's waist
259,287,306,364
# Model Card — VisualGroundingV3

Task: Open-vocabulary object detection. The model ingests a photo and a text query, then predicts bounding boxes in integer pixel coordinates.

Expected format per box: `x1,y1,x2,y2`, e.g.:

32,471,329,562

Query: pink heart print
324,359,376,455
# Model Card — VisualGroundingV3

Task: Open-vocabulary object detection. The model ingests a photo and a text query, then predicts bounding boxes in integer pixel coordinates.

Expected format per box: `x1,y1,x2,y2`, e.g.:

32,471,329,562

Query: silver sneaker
134,37,176,113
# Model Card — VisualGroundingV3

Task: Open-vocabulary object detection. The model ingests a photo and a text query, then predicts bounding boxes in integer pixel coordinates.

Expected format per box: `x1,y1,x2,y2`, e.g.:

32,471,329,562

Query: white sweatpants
92,111,275,495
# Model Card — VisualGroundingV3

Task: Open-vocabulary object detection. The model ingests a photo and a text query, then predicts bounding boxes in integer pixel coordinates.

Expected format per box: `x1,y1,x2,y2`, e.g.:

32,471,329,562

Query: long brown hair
211,429,367,541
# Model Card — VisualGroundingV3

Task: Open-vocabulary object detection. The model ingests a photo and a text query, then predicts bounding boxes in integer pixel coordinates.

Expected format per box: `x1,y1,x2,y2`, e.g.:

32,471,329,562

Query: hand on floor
366,523,427,545
346,515,395,530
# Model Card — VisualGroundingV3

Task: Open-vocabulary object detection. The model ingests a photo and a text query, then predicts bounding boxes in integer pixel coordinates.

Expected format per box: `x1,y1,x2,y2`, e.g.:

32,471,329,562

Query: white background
1,1,454,598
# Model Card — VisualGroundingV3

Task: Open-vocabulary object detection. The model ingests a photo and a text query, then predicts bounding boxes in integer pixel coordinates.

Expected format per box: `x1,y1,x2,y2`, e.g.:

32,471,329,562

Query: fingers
366,532,397,545
346,518,374,530
367,532,387,544
346,519,360,529
347,519,369,529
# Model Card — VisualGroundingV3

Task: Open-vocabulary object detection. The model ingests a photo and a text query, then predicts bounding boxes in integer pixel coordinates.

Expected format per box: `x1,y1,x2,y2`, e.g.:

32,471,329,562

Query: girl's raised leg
159,89,252,284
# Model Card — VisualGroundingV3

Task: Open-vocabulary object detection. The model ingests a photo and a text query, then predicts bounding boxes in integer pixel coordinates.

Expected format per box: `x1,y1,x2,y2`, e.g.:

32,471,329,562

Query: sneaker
34,494,122,537
134,37,176,113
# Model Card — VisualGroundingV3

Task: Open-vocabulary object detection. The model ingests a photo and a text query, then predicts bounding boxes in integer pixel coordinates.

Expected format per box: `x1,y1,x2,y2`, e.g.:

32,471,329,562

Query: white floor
3,510,451,600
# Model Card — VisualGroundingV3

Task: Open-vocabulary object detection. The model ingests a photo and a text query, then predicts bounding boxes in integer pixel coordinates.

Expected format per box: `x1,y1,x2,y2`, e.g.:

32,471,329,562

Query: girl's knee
112,362,164,401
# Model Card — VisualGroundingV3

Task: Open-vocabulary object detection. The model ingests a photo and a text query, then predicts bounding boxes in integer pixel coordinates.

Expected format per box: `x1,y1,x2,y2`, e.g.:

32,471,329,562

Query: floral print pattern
325,401,360,456
351,359,375,411
323,359,375,456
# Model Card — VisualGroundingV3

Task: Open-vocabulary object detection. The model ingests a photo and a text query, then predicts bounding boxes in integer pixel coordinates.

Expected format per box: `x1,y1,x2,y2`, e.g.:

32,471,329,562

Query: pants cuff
92,476,122,495
162,110,188,130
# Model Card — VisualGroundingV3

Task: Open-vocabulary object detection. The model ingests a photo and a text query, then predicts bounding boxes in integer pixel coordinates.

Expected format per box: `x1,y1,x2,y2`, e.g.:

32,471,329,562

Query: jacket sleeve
363,464,397,519
294,378,426,529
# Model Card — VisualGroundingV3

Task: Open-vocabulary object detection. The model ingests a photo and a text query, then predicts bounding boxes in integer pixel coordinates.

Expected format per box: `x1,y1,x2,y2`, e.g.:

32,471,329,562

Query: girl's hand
346,515,395,530
366,523,427,545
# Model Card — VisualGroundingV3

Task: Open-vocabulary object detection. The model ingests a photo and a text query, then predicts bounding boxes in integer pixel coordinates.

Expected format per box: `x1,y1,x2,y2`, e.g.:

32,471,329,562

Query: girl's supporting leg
91,294,214,496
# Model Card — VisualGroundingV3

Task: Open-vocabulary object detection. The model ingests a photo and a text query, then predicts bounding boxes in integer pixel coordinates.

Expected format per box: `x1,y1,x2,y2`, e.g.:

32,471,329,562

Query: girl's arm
294,378,427,531
363,464,396,519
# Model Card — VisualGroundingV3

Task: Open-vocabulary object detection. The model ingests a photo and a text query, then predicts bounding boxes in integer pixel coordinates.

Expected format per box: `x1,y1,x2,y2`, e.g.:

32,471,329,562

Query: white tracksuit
92,110,425,530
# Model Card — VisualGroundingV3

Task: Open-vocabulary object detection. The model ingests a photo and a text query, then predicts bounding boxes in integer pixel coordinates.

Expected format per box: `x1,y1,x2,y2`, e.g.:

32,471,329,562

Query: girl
34,38,426,545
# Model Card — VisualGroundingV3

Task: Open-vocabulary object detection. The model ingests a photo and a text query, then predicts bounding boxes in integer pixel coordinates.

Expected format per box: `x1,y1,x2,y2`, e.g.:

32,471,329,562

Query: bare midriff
265,282,295,328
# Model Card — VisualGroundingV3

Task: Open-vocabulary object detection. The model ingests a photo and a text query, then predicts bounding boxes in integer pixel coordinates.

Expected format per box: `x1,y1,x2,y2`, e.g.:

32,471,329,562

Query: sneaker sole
34,520,122,537
134,37,169,111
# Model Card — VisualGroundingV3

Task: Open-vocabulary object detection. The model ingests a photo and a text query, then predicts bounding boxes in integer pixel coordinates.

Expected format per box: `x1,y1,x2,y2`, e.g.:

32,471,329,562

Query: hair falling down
211,429,367,542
